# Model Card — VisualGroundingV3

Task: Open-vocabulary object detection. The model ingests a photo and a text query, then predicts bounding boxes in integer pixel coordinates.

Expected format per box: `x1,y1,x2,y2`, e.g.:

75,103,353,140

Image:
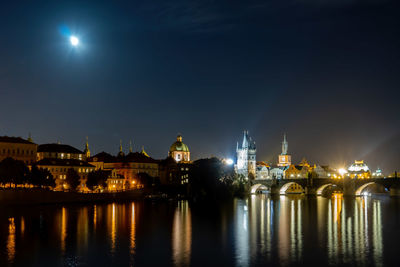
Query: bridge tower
235,130,256,180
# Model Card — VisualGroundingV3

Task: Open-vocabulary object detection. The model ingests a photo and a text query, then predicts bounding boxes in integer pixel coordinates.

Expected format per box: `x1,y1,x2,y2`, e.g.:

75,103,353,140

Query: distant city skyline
1,129,397,173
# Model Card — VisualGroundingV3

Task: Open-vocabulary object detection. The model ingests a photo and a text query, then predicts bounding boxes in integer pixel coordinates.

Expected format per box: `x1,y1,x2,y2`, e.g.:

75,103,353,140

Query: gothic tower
278,133,291,167
235,130,256,179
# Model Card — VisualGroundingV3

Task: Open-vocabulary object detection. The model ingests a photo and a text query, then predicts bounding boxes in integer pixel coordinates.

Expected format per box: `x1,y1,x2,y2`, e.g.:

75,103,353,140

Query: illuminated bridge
250,177,400,196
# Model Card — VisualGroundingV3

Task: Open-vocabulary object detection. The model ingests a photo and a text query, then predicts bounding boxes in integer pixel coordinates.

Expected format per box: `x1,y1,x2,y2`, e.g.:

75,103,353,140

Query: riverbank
0,188,145,205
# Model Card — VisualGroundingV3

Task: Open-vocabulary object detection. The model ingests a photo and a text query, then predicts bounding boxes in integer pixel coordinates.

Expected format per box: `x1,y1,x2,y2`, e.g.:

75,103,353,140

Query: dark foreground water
1,194,400,267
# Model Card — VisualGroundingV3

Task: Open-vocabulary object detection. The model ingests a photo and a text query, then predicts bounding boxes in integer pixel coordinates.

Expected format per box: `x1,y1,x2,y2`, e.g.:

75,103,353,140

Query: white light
70,36,79,46
225,158,234,165
338,168,347,176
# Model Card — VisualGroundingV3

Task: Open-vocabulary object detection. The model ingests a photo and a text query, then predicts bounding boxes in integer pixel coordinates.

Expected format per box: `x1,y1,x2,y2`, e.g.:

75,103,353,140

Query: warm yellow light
132,180,136,184
338,168,347,176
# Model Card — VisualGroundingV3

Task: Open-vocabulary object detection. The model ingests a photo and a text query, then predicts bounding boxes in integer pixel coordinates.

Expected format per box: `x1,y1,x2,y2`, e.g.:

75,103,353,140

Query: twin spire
117,139,149,157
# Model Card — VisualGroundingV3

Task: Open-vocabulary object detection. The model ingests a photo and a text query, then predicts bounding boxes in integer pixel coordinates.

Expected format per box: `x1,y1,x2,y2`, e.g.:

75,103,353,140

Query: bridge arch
316,183,339,196
250,184,269,194
279,182,304,195
355,182,380,196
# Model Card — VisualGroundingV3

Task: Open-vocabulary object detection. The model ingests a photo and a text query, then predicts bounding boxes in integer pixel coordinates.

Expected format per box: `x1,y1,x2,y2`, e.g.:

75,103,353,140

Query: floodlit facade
89,147,159,188
37,143,86,161
235,131,256,180
169,135,191,163
36,158,95,190
347,160,371,179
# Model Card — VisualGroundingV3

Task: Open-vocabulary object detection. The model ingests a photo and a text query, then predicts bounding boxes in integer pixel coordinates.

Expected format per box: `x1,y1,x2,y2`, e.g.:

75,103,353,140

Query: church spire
84,136,90,158
118,140,125,157
282,133,288,155
129,140,133,153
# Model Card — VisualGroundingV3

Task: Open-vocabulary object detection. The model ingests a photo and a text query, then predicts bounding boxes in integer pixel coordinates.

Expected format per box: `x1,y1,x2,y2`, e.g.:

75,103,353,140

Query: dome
169,135,189,153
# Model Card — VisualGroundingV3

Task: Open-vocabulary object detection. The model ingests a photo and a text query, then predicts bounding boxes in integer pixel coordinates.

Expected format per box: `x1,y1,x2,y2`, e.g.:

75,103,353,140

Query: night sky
1,0,399,172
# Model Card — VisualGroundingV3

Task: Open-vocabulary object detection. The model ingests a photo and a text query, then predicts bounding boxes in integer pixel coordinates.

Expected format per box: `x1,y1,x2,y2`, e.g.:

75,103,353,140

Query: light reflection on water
0,195,396,266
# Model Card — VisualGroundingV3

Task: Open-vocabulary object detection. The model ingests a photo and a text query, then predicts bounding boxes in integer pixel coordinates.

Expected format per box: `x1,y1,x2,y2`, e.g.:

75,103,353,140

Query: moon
70,36,79,46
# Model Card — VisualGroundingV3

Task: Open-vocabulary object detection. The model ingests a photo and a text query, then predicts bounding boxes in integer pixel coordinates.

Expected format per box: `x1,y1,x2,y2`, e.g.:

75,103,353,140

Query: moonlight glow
70,36,79,46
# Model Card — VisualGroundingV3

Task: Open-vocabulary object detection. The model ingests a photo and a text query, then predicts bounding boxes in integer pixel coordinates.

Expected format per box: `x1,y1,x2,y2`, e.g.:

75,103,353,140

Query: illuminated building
278,134,291,167
106,169,125,191
235,130,256,180
347,160,371,179
37,143,86,161
159,157,191,185
36,158,95,190
313,165,338,178
0,136,37,165
372,168,383,178
284,159,312,178
269,167,285,179
169,135,191,163
89,146,159,187
256,162,270,179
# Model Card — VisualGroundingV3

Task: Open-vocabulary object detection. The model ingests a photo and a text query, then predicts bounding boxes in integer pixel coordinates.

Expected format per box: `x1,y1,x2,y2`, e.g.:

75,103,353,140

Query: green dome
169,135,189,152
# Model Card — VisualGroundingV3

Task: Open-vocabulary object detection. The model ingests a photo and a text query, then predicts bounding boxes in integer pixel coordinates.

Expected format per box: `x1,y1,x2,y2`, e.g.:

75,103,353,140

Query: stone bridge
250,177,400,196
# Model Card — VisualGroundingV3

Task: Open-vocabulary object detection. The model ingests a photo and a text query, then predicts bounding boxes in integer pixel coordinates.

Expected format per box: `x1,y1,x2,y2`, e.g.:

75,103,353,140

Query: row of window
0,149,35,156
42,167,93,173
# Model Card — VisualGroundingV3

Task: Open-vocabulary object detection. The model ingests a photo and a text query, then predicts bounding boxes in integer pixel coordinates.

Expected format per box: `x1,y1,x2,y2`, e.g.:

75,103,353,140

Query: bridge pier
343,178,355,196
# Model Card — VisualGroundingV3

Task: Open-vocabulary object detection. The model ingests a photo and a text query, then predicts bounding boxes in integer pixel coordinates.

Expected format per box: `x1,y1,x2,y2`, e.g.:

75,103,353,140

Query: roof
36,158,95,167
0,136,36,145
90,151,159,164
257,161,270,168
89,152,114,162
38,144,83,154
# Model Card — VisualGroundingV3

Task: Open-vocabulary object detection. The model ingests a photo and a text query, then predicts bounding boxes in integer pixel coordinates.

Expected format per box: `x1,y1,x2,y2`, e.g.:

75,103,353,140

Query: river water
1,194,399,267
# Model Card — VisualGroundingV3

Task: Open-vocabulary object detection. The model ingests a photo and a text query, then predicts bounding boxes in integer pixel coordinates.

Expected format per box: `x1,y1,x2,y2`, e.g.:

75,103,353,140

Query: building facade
0,136,37,165
36,158,95,190
235,131,256,180
89,148,159,188
37,143,86,161
347,160,371,179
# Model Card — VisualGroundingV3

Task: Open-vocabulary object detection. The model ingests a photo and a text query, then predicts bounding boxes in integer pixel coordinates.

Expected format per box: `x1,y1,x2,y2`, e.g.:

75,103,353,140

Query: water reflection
234,198,249,266
172,201,192,267
0,196,390,267
324,194,383,266
60,207,67,254
7,217,16,263
109,203,117,254
278,196,303,265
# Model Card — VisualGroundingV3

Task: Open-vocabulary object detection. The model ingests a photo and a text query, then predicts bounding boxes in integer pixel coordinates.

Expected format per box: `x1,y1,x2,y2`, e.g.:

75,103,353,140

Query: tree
29,165,55,188
137,172,153,188
189,157,242,201
66,169,80,192
86,170,108,191
0,158,29,186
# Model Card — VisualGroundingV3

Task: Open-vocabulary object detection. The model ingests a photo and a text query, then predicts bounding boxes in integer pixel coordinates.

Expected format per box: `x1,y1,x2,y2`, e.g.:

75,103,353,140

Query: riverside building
0,136,37,165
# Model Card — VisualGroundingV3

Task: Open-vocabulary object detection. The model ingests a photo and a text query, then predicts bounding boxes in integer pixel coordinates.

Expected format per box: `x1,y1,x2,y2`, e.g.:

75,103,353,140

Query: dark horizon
1,0,399,172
